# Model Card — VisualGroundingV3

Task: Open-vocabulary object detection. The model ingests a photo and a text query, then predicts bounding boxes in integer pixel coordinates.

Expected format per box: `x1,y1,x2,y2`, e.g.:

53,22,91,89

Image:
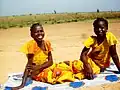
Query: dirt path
0,21,120,89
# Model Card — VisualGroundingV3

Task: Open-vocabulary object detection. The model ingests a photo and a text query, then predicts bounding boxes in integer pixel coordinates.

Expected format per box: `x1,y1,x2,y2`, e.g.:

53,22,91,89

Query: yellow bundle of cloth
33,60,100,84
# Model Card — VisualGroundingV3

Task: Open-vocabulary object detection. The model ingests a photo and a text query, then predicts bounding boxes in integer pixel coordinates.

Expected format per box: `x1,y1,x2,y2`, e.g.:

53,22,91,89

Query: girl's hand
26,64,33,70
27,64,37,71
84,64,94,80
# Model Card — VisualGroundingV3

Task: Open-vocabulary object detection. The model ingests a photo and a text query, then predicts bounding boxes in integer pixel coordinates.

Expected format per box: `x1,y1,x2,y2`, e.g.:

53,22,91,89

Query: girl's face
31,26,45,42
94,21,108,37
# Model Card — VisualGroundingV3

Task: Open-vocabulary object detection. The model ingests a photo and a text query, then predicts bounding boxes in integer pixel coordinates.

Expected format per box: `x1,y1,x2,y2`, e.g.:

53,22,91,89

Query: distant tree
29,13,32,16
21,14,25,16
97,9,99,13
12,15,16,17
54,10,57,14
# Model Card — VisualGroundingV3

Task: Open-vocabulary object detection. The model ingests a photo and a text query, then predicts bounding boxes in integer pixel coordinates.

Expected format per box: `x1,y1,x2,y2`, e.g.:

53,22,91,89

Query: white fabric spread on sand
2,63,120,90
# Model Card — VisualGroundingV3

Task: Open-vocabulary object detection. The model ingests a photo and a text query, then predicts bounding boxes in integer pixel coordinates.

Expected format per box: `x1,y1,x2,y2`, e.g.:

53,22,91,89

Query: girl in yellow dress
80,18,120,79
12,23,53,89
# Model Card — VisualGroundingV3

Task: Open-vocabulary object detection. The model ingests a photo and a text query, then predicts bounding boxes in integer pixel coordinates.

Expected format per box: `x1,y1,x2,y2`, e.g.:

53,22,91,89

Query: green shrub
0,11,120,29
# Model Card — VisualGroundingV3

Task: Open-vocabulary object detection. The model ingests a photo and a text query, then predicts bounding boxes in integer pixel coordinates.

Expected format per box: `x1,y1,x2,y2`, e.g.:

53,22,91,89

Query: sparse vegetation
0,11,120,29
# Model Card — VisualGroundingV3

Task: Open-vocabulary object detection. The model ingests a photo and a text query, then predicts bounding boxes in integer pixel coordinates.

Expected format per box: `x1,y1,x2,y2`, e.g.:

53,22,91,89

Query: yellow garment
34,68,55,84
83,32,118,68
34,63,75,84
71,60,100,80
52,62,75,83
56,62,72,71
71,60,84,73
20,40,52,65
34,60,100,84
56,71,75,83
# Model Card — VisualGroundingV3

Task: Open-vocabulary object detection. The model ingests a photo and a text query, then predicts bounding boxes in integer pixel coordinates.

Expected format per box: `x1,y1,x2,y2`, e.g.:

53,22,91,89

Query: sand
0,21,120,89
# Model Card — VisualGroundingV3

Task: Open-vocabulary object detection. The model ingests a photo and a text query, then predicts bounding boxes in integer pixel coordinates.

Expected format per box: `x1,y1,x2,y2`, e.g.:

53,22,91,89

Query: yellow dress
70,32,119,80
84,32,118,68
20,40,52,65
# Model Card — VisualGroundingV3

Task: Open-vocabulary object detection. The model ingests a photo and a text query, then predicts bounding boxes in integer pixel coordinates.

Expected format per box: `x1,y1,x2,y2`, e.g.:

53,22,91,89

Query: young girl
12,23,53,89
80,18,120,79
11,23,84,89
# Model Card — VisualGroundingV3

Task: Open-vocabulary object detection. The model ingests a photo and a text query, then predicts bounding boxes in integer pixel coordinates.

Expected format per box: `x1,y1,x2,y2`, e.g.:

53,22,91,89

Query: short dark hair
93,18,108,28
30,23,43,32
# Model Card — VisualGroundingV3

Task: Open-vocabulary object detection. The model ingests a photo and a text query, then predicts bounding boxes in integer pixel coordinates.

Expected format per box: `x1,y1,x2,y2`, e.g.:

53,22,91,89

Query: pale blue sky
0,0,120,16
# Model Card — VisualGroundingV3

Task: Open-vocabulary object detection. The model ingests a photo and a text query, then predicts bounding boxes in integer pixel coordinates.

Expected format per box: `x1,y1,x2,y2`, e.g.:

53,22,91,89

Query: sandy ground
0,21,120,89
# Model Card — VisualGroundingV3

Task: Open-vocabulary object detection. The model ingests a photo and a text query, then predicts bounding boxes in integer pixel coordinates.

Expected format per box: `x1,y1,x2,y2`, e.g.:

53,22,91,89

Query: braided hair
93,18,108,28
30,23,43,32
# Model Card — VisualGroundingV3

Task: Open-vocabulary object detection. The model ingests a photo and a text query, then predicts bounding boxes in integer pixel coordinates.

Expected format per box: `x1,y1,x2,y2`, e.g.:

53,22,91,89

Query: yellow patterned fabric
83,32,118,68
33,62,75,84
20,40,52,65
71,59,100,80
33,60,100,84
